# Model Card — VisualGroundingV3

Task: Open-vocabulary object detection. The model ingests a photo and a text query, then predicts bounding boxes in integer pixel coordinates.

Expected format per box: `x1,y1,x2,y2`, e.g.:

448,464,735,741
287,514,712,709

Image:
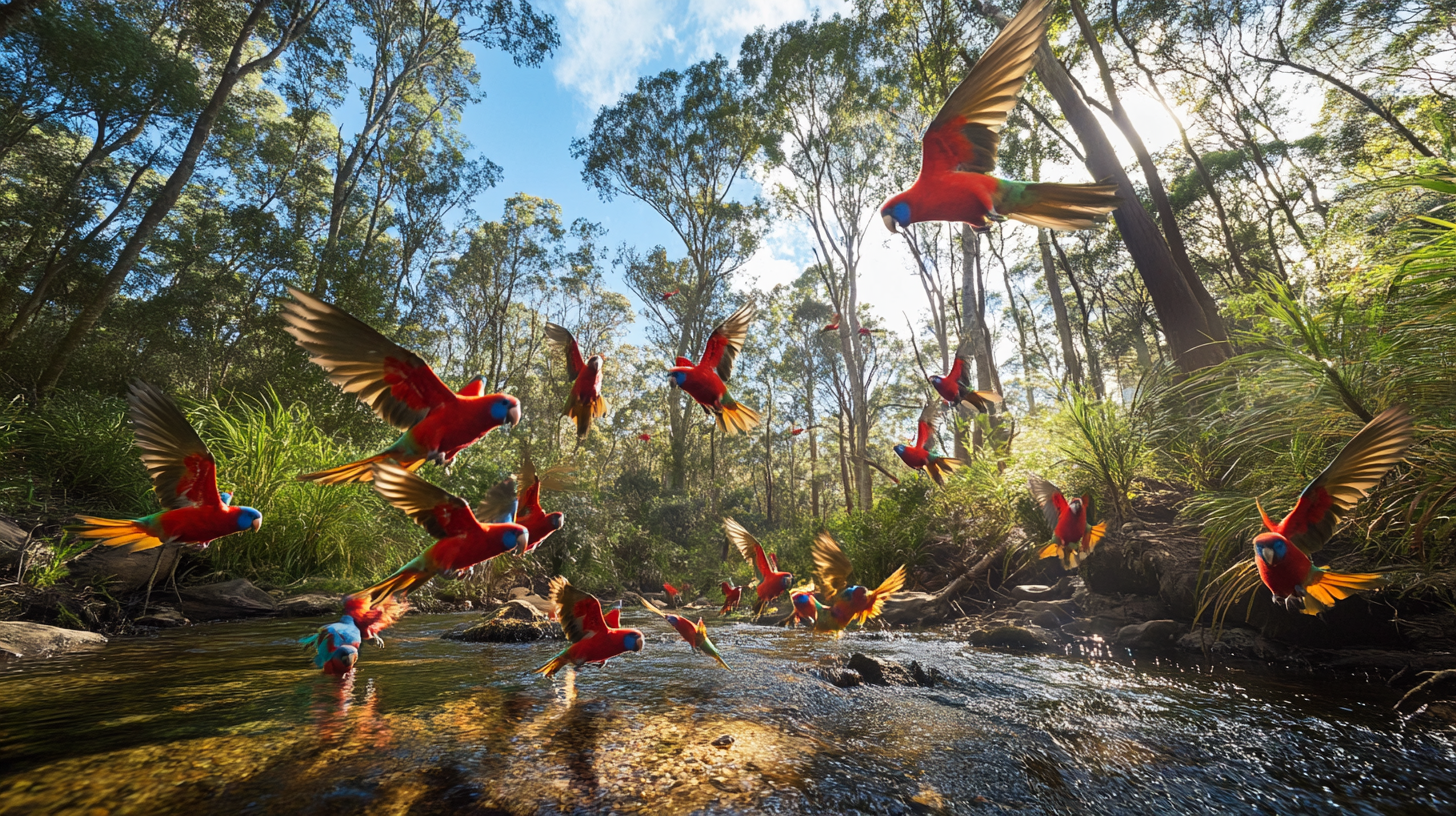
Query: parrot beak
505,403,521,431
882,212,897,233
251,517,262,532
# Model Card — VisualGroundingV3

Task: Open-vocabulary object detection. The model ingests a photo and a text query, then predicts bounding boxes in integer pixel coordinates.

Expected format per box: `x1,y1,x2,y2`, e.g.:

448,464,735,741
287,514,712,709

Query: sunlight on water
0,611,1453,815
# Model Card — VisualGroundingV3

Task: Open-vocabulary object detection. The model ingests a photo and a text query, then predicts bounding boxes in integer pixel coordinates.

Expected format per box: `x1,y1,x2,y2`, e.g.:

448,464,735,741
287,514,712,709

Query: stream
1,610,1453,815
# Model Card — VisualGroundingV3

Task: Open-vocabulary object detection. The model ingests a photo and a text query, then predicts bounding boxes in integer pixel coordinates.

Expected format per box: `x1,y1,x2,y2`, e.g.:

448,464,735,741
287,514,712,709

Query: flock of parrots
65,0,1416,680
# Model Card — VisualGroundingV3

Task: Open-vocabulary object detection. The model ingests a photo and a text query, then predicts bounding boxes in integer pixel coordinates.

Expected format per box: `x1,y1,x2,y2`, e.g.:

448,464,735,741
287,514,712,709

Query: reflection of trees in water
548,698,609,795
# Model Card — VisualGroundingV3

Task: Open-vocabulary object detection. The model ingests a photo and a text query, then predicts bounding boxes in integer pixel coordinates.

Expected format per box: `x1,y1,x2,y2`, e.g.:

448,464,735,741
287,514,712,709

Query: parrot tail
960,390,1003,413
563,395,610,440
355,565,434,608
533,645,574,677
924,455,964,487
715,395,761,435
297,451,422,485
68,516,164,552
855,565,908,626
1301,568,1390,615
995,181,1121,231
1036,542,1062,561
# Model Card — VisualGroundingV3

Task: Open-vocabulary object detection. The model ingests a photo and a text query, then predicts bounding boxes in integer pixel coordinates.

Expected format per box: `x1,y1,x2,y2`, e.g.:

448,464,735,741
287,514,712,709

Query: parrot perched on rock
353,463,528,608
300,615,359,677
70,381,262,553
894,401,964,486
930,340,1002,413
534,577,645,678
544,322,608,440
667,303,761,434
282,286,521,484
718,581,743,615
1027,474,1105,570
634,595,730,670
811,533,907,635
663,582,685,608
880,0,1119,234
474,448,571,556
723,518,793,620
1254,406,1413,615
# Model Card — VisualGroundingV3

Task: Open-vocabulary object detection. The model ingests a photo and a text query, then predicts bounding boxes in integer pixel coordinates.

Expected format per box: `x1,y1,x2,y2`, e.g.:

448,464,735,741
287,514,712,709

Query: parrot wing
471,477,520,525
921,0,1050,176
372,462,478,539
543,322,586,381
858,565,908,625
127,381,221,509
700,303,755,383
1276,406,1413,555
1027,473,1066,532
914,400,942,450
457,377,485,397
723,517,773,581
550,576,609,643
281,286,453,431
950,338,974,387
515,479,545,526
811,532,854,599
604,601,622,629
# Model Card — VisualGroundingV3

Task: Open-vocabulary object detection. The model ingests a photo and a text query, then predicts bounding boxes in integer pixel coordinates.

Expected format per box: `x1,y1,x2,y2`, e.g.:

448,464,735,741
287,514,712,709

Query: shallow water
0,611,1452,816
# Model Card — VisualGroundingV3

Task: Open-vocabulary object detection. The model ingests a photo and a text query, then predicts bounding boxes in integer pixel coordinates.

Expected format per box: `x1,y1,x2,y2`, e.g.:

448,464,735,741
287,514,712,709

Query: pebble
711,734,734,748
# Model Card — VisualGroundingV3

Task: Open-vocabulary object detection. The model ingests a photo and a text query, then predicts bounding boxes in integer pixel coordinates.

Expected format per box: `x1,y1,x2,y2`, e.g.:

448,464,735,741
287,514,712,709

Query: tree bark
1037,229,1082,389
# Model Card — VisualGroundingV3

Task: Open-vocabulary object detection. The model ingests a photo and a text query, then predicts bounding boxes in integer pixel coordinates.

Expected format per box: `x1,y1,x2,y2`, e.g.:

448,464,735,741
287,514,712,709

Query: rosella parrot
663,582,683,608
718,581,743,615
1027,474,1106,570
543,322,608,440
661,289,679,301
783,584,824,628
723,518,793,619
811,532,906,634
930,340,1003,413
894,401,964,486
857,327,880,337
354,463,528,607
282,286,521,484
880,0,1119,234
475,448,571,555
635,595,731,669
70,381,262,552
638,433,652,442
667,303,761,434
1254,406,1413,614
341,591,409,648
300,615,360,677
821,314,840,333
534,577,645,677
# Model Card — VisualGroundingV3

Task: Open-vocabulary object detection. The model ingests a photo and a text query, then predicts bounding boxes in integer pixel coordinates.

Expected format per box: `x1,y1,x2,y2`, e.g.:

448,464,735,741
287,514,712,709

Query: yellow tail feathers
924,456,963,486
534,647,572,677
564,395,609,439
716,399,761,435
297,454,423,485
68,516,164,552
356,568,432,607
1301,569,1390,615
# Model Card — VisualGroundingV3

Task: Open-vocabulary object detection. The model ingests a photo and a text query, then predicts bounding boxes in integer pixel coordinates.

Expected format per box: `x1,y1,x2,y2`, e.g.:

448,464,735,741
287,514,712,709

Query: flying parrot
718,581,743,615
543,322,608,440
811,532,907,634
723,518,794,619
667,303,761,434
634,595,730,670
281,286,521,484
638,433,652,442
300,614,360,677
474,447,571,555
930,339,1003,413
341,591,409,648
893,401,964,486
821,314,841,332
1027,474,1106,569
352,463,528,608
661,289,679,301
534,577,645,678
880,0,1119,234
70,381,262,553
1254,406,1413,614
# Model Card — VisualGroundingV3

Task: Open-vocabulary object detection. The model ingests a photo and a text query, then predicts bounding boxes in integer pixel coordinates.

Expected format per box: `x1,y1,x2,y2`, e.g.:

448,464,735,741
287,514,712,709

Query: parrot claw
371,636,385,648
986,207,1007,223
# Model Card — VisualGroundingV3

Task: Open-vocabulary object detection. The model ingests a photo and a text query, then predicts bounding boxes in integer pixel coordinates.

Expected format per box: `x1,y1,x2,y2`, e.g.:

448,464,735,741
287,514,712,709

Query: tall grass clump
1054,388,1154,524
3,390,152,518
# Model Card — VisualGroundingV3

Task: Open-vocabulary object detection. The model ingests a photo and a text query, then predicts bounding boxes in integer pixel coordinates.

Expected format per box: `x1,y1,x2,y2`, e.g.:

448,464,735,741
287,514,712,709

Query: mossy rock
444,617,562,643
968,625,1051,650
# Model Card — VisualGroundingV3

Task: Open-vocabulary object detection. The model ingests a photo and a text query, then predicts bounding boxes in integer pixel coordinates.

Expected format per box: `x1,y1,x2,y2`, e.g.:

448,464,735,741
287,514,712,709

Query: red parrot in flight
785,585,824,628
811,532,907,634
718,581,743,615
663,582,682,607
821,314,841,333
635,595,730,669
667,303,761,434
880,0,1119,234
544,322,608,440
1027,474,1106,570
70,381,262,552
638,433,652,442
475,448,571,556
661,289,679,301
353,463,528,607
930,340,1003,413
724,518,794,619
1253,407,1412,614
282,287,521,484
893,401,964,486
535,577,645,677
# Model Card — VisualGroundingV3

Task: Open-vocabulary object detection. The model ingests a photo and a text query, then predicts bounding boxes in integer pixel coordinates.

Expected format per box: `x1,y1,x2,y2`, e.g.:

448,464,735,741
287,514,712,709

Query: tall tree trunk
37,0,321,393
836,410,853,514
1049,233,1104,398
958,226,998,456
804,357,820,518
1037,229,1082,389
999,260,1038,414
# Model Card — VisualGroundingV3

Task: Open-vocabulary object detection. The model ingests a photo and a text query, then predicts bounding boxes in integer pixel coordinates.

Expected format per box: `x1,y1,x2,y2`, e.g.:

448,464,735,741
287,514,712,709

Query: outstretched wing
700,303,755,382
860,565,908,624
951,338,974,387
723,517,773,581
915,401,942,450
281,286,453,431
372,463,478,540
921,0,1050,176
543,323,586,382
1277,406,1414,555
811,532,854,599
467,477,517,525
127,381,221,509
550,576,608,643
1027,473,1066,532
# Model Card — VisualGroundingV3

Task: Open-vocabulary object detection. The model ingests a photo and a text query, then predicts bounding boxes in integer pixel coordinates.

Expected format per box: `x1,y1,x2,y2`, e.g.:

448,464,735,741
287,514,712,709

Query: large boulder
969,625,1053,650
67,543,183,594
179,578,277,620
444,617,561,643
0,516,30,570
0,621,107,658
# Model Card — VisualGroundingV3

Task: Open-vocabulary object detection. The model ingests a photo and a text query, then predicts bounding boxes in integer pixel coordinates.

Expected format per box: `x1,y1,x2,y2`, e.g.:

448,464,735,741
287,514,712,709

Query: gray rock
276,593,339,617
68,543,183,593
135,606,188,627
0,621,107,657
694,596,710,606
822,667,862,688
179,578,277,620
443,617,561,643
846,653,917,686
508,586,532,600
491,598,549,622
1029,609,1065,630
1113,619,1187,650
0,516,31,569
969,625,1052,650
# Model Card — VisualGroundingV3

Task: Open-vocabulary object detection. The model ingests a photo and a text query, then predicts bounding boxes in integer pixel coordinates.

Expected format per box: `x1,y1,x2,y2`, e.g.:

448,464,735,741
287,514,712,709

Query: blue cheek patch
490,399,510,420
894,445,906,455
671,372,686,386
891,202,911,226
502,531,519,550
